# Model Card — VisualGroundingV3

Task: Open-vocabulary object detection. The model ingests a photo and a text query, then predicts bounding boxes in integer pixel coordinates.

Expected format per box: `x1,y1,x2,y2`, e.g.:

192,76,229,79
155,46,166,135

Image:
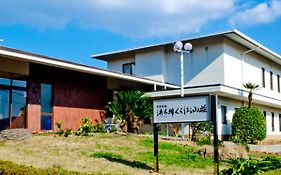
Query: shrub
196,136,211,146
76,117,95,136
76,117,107,136
63,128,73,137
55,122,64,136
231,107,266,144
93,123,106,133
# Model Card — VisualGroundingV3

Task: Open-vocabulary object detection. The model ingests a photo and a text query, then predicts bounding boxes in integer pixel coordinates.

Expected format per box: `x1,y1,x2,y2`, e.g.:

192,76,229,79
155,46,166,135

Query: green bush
231,107,266,144
55,122,64,136
93,123,106,133
76,117,95,136
221,157,281,175
76,117,107,136
196,136,211,146
63,128,73,137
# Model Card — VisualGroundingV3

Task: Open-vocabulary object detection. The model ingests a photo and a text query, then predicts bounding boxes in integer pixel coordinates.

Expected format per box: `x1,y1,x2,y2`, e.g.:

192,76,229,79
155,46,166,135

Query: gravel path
249,144,281,154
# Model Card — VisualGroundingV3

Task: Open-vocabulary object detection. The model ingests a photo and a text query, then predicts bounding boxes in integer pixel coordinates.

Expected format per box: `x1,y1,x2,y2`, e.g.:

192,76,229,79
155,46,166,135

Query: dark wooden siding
26,63,108,131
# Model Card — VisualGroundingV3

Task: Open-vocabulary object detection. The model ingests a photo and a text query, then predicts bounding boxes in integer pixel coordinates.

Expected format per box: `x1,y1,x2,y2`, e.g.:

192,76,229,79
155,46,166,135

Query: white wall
164,38,225,86
218,96,281,137
135,47,166,82
107,56,135,73
223,38,281,101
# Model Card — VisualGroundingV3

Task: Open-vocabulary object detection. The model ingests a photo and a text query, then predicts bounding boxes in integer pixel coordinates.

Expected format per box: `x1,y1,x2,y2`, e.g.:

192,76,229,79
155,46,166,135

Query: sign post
211,95,219,175
153,95,218,174
153,123,159,172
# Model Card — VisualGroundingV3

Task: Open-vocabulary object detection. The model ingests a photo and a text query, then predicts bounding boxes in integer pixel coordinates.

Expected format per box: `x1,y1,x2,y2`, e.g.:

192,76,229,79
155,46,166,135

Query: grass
0,160,102,175
260,168,281,175
0,133,214,175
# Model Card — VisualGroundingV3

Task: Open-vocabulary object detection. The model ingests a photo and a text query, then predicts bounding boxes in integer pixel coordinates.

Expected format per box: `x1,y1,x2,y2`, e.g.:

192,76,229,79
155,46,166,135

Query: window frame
279,113,281,132
277,74,280,92
262,68,265,88
221,105,227,124
272,112,275,132
270,71,273,90
122,62,135,75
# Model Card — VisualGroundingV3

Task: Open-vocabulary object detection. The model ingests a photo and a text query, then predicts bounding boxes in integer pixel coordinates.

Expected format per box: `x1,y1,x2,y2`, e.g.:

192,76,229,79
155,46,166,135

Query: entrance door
41,83,52,130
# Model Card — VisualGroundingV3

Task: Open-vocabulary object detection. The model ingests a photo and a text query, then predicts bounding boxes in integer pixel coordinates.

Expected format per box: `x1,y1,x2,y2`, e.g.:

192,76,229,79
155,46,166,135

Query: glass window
272,112,275,132
41,84,52,113
277,75,280,92
122,63,135,75
0,89,9,130
12,90,26,117
270,71,273,90
41,115,52,130
12,80,26,88
279,114,281,132
262,68,265,88
0,78,11,86
41,83,52,130
221,105,227,124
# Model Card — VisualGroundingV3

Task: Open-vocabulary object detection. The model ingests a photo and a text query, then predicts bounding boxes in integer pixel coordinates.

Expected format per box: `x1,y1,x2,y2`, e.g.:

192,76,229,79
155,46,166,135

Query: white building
92,30,281,140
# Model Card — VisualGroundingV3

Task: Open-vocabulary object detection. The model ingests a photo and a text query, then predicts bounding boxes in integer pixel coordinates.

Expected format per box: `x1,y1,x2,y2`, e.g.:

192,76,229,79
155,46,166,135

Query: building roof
0,46,178,88
91,29,281,65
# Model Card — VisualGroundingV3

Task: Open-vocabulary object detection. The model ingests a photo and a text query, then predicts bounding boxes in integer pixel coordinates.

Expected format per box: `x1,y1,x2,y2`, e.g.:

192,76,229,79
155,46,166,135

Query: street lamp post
173,41,192,140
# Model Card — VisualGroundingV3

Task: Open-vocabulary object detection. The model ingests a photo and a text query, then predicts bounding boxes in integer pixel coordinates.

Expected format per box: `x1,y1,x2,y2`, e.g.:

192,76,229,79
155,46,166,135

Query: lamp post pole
180,52,184,98
173,41,192,141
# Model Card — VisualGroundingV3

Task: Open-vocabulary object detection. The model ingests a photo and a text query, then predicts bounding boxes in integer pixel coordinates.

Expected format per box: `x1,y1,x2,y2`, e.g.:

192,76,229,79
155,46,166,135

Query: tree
106,90,152,133
243,82,259,108
231,107,266,144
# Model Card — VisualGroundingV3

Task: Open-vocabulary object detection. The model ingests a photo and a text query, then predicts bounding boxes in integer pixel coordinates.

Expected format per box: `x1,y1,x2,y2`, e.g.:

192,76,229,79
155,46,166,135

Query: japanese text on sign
153,96,210,123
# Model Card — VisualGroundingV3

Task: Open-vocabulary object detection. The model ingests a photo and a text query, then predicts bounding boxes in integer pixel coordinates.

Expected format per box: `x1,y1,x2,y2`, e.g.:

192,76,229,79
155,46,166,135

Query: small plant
55,122,64,136
63,128,72,137
93,123,107,133
76,117,94,136
221,157,281,175
196,136,211,146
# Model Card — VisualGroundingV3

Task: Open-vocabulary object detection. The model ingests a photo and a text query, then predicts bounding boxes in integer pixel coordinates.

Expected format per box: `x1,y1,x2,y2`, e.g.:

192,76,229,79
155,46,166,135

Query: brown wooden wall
26,63,108,131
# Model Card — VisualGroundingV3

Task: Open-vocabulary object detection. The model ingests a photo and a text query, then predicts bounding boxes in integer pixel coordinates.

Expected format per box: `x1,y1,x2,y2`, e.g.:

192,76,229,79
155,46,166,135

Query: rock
0,129,32,141
198,144,248,160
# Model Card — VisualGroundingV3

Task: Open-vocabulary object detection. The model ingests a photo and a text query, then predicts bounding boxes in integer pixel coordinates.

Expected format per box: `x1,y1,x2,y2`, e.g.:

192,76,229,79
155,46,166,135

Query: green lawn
0,133,214,175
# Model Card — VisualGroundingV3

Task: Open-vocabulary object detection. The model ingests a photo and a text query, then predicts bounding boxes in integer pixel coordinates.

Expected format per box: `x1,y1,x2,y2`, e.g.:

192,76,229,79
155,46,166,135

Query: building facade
0,46,175,131
92,30,281,140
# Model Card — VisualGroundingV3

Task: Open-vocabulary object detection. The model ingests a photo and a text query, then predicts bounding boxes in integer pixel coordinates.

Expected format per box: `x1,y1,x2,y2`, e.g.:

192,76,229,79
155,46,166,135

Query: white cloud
0,0,235,38
230,0,281,27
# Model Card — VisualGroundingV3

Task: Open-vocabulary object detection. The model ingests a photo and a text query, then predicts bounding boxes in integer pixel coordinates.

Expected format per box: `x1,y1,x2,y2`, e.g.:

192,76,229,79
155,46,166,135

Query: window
277,75,280,92
221,105,227,124
272,112,275,132
41,83,52,130
270,71,273,90
235,108,239,112
262,68,265,88
122,63,135,75
279,114,281,132
263,111,266,117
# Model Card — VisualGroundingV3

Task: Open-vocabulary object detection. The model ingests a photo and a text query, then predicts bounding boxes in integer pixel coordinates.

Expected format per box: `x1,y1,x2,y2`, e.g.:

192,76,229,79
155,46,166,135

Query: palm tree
243,82,259,108
106,90,152,133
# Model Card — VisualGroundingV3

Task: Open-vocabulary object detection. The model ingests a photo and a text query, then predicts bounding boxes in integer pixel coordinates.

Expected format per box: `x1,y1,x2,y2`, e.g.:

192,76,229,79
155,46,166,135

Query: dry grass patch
0,133,213,175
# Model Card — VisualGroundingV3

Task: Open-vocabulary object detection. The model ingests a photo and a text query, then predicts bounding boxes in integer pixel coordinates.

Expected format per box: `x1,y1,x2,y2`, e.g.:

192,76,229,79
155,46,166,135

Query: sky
0,0,281,69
